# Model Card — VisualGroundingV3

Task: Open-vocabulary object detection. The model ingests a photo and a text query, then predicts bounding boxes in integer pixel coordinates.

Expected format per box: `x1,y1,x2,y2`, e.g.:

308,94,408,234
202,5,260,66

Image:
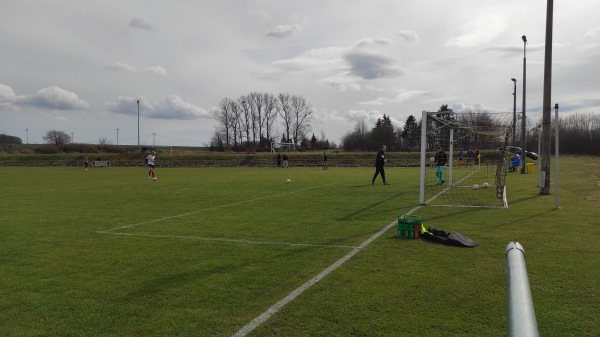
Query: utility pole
137,100,140,151
540,0,555,194
511,78,517,145
520,35,527,174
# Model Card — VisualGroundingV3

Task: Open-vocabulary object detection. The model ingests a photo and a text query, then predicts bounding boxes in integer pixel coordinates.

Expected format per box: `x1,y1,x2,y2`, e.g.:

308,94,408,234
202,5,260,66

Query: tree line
2,107,599,155
211,92,332,152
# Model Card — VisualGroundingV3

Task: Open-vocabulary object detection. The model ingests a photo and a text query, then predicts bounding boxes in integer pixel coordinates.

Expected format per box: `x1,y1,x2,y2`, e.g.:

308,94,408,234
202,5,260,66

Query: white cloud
265,24,301,38
445,15,506,47
18,86,90,110
397,30,419,43
151,95,209,120
140,66,168,76
106,95,209,120
585,26,600,39
346,109,384,124
360,90,429,105
106,62,167,76
250,9,271,20
3,1,600,145
0,84,17,109
344,51,407,79
318,75,361,92
129,18,155,32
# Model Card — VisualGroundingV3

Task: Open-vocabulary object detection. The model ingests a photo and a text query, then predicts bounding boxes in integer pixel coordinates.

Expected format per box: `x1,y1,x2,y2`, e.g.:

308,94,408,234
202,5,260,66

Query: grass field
1,157,599,336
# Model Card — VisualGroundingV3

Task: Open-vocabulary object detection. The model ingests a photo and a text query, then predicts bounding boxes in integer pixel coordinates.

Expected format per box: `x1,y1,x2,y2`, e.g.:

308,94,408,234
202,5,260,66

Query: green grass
1,157,599,336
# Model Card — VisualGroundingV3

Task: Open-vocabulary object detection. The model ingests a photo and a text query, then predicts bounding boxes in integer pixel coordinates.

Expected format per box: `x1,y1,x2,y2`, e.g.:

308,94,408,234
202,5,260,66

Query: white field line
95,231,359,249
101,183,340,232
231,206,423,337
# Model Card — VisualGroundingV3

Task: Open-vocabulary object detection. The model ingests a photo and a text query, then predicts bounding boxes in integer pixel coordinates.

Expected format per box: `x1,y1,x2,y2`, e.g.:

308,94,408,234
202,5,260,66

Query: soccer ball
472,184,479,190
482,182,489,188
285,178,291,184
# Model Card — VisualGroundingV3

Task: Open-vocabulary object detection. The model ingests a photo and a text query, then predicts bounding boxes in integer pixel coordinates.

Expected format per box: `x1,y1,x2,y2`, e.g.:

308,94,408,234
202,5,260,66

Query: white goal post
271,142,296,153
419,110,513,208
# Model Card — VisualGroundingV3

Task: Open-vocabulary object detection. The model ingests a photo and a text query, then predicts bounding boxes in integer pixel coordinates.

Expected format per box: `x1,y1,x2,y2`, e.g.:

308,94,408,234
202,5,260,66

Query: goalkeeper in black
371,145,390,185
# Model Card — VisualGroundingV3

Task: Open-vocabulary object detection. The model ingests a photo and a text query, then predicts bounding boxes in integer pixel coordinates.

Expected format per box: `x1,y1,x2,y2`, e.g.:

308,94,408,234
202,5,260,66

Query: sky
1,0,599,147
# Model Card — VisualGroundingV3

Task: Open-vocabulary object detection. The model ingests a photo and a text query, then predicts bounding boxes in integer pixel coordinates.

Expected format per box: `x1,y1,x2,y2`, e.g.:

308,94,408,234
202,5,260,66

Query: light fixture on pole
520,35,527,174
511,78,517,145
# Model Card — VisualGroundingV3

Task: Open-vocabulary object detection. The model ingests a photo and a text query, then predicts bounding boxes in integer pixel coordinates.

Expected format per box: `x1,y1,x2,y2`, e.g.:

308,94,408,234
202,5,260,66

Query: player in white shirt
146,152,156,180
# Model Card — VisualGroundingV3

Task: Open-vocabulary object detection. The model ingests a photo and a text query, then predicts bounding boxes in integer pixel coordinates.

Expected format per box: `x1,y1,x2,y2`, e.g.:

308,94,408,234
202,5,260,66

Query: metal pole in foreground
506,242,539,337
554,103,559,208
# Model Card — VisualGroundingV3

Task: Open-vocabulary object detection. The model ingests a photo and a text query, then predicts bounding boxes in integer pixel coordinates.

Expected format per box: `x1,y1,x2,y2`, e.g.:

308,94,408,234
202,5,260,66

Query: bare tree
43,130,71,145
277,93,293,143
247,92,264,149
215,97,237,150
238,96,252,150
262,93,278,147
228,98,242,150
98,137,111,145
290,94,312,145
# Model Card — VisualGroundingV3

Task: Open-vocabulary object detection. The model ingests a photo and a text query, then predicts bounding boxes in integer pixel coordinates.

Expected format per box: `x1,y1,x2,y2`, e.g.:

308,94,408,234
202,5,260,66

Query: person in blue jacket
509,154,521,172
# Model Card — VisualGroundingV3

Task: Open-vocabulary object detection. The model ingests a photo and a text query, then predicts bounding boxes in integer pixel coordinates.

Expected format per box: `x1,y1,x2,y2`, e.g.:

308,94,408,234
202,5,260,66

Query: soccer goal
271,142,296,153
419,110,514,208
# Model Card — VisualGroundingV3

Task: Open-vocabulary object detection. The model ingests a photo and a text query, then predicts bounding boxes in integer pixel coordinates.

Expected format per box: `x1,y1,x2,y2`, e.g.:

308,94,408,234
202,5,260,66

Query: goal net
271,142,296,153
419,110,514,208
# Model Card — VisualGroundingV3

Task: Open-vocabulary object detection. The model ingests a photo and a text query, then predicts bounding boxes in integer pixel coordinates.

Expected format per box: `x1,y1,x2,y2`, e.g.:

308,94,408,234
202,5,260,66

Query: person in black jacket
371,145,390,185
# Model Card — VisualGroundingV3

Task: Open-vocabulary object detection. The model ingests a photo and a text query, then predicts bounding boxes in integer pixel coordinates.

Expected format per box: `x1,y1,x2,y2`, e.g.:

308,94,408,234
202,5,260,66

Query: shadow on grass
337,191,409,221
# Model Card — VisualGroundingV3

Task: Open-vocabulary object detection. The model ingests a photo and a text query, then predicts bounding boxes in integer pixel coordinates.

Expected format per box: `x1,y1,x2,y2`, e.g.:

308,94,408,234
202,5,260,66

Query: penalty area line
104,182,341,232
95,231,359,249
231,205,423,337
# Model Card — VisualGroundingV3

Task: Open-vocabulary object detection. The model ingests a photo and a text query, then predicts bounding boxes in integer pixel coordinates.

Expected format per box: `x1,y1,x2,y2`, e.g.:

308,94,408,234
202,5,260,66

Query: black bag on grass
421,227,478,248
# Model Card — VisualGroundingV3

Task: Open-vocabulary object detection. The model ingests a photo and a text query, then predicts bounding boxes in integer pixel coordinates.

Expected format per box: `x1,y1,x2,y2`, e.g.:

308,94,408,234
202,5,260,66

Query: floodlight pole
137,100,140,151
520,35,527,174
554,103,559,208
540,0,555,195
26,128,28,144
511,78,517,145
537,125,541,187
116,128,119,146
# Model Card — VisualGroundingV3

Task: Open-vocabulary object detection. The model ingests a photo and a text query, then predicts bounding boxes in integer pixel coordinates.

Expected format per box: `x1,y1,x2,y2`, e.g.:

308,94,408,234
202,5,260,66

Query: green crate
397,215,422,238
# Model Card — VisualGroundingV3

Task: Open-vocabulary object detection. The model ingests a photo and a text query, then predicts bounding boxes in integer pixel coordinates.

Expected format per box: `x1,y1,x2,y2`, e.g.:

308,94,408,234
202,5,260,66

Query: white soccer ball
482,182,489,188
472,184,479,190
285,178,291,184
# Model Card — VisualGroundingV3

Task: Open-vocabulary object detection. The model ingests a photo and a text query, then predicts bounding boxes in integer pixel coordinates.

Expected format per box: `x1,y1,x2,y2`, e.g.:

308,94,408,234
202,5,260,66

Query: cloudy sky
1,0,599,147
